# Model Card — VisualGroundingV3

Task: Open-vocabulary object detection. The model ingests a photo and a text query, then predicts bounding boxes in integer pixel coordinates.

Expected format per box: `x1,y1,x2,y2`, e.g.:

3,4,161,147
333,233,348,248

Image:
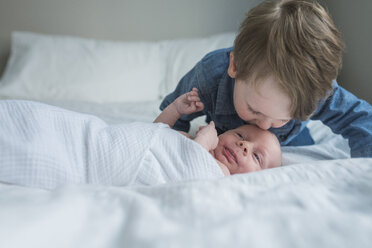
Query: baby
0,97,280,189
154,88,282,175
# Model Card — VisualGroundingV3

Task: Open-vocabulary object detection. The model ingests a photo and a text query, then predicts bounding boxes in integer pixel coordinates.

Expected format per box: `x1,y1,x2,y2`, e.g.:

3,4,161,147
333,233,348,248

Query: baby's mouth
223,147,237,164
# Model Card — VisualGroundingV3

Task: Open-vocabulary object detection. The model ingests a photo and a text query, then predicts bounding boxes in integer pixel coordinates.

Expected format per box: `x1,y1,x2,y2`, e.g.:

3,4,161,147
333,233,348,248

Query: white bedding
0,32,371,248
1,158,371,248
0,100,223,190
0,99,371,248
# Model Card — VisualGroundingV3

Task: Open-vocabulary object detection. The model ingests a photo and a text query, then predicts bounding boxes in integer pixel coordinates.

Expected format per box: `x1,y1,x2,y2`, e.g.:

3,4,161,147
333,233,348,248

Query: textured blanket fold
0,100,223,189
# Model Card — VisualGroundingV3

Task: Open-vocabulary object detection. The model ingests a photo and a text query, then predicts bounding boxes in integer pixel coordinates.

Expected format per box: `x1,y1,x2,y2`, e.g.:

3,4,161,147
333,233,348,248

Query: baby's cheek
240,161,258,173
209,149,216,158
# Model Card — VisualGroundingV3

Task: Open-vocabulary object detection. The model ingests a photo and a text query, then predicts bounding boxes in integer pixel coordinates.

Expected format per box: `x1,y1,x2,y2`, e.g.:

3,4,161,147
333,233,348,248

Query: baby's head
213,124,281,174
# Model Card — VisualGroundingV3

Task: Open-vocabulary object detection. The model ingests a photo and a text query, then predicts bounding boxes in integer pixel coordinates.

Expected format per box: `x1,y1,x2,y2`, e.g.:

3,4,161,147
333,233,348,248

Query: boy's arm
311,81,372,157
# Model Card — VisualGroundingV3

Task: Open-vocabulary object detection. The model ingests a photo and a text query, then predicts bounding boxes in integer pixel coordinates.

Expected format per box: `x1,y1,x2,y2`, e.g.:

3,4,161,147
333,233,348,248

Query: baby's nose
238,141,250,154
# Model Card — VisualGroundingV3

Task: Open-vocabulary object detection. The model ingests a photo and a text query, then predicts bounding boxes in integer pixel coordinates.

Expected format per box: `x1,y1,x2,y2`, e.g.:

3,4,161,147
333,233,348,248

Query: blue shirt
160,47,372,157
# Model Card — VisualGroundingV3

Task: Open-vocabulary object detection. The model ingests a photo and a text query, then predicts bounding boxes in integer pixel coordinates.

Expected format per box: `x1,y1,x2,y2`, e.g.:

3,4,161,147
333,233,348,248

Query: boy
155,88,282,175
160,0,372,157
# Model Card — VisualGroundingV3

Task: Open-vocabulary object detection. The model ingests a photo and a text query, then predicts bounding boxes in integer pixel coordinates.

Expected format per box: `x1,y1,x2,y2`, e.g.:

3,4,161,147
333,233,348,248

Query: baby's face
213,125,281,174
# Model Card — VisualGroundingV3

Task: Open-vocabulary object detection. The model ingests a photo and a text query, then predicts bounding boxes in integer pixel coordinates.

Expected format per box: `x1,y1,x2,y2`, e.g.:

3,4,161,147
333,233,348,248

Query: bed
0,30,371,248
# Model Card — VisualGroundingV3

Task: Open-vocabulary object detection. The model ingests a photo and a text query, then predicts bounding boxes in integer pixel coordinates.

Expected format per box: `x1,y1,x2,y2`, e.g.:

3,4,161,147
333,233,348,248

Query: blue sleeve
159,62,207,132
311,81,372,157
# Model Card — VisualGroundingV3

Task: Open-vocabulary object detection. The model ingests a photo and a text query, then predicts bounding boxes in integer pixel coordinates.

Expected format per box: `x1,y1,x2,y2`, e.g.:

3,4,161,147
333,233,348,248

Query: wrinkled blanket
0,100,223,189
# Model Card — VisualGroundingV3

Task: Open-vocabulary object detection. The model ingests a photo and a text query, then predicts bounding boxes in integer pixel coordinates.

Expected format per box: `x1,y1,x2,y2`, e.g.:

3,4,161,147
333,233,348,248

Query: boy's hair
233,0,345,120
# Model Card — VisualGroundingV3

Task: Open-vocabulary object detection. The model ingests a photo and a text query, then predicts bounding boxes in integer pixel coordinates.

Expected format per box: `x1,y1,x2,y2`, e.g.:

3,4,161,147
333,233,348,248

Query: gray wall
325,0,372,104
1,0,370,104
0,0,262,75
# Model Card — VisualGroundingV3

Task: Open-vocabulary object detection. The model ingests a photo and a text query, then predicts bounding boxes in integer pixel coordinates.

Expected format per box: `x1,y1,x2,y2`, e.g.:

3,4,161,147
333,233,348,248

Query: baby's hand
173,88,204,115
194,121,219,151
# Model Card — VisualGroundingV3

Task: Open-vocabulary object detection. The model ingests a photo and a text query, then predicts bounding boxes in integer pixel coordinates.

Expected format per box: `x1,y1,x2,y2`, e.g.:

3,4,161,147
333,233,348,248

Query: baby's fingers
195,125,206,135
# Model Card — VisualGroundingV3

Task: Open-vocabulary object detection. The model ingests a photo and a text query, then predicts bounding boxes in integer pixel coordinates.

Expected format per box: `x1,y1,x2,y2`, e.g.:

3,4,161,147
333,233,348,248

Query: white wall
1,0,370,104
0,0,263,74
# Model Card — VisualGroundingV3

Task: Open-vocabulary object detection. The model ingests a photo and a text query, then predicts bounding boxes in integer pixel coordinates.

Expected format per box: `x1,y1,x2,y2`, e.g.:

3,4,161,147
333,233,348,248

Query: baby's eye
236,132,243,139
253,153,262,167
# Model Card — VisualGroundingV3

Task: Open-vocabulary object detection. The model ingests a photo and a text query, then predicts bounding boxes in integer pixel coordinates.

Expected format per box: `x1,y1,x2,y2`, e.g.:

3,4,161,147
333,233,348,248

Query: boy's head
213,124,282,174
229,0,345,125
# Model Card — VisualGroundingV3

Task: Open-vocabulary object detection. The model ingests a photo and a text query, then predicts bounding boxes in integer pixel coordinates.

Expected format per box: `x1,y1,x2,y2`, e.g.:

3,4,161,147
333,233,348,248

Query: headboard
0,0,263,75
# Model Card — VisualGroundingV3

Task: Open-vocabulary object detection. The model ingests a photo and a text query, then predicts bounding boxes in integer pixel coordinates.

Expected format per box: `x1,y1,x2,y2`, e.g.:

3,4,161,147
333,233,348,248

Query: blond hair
233,0,345,120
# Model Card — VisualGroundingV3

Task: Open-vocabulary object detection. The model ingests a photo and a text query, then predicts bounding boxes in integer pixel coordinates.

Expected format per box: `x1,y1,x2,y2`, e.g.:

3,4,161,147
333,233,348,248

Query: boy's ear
227,52,237,78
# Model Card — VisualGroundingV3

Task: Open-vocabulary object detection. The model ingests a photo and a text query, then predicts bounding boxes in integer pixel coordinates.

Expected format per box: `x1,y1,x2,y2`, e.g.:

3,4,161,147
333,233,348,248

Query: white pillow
160,32,236,97
0,31,166,103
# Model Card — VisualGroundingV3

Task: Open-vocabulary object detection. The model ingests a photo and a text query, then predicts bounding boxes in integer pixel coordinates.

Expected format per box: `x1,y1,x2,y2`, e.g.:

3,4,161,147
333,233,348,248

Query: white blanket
0,100,223,189
0,158,372,248
0,99,372,248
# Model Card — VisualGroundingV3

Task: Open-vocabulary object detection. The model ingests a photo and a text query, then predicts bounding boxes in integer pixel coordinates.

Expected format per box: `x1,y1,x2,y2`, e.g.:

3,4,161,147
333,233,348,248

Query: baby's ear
227,52,237,78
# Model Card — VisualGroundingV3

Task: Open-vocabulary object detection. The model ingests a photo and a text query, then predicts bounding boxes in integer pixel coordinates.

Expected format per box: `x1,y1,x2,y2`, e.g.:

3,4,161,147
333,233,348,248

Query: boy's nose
256,118,272,130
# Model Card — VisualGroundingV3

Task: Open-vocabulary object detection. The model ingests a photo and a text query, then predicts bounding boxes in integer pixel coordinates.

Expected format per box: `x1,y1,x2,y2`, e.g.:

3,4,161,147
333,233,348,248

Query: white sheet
0,100,223,189
1,158,371,248
0,99,371,248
